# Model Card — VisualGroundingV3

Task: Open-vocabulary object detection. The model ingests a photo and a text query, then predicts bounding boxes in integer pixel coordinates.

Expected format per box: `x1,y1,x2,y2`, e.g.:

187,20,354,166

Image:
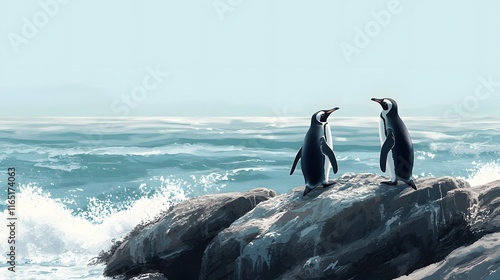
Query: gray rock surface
200,173,498,280
470,180,500,234
103,174,499,280
396,232,500,280
104,188,276,279
395,180,500,280
130,272,169,280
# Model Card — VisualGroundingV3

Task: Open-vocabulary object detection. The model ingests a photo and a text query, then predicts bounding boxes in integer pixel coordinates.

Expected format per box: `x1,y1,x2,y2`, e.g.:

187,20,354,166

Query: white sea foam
429,142,500,155
34,162,84,172
0,178,189,279
0,143,294,161
415,151,436,160
464,161,500,187
412,131,459,140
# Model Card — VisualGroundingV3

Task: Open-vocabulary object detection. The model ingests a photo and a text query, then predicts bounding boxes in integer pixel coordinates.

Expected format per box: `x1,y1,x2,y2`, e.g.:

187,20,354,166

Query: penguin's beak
322,107,339,122
371,98,388,110
326,107,340,115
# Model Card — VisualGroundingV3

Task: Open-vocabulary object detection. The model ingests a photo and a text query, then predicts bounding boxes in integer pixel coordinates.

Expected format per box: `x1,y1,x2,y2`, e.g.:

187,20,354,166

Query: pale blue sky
1,0,499,117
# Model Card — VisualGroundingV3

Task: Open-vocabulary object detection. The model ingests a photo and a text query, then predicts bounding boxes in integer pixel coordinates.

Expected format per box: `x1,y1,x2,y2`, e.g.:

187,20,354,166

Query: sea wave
0,178,189,271
429,142,500,156
463,161,500,187
0,142,294,159
1,116,499,279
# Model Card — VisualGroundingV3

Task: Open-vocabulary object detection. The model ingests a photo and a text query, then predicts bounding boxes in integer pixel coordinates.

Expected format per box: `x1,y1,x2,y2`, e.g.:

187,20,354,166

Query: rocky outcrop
104,188,277,279
396,232,500,280
103,174,500,280
394,180,499,280
469,179,500,234
200,173,484,279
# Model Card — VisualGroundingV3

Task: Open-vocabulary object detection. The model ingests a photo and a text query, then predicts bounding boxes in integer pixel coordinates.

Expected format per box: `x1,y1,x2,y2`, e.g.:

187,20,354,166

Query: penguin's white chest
379,117,396,181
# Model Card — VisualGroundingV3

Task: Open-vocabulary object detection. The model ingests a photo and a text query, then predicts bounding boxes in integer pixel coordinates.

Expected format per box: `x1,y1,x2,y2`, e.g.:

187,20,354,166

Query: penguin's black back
383,114,414,180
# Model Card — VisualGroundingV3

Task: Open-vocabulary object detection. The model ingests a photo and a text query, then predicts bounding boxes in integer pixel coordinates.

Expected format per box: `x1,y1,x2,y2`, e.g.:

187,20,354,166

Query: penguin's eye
383,100,392,111
316,112,325,122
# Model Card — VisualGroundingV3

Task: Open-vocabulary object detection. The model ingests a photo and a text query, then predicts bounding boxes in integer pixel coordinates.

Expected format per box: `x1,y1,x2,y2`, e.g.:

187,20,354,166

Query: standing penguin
290,108,339,196
371,98,417,190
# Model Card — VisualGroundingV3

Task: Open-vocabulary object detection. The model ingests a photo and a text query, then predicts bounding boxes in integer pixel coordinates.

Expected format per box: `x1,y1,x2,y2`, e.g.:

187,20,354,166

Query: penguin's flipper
407,179,417,190
380,130,395,173
320,137,338,174
290,147,302,175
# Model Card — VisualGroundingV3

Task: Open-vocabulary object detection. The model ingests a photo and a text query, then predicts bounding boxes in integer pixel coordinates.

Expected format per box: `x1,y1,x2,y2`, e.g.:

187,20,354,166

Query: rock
104,188,277,279
395,232,500,280
395,180,500,279
102,174,500,280
200,173,494,280
130,272,169,280
470,180,500,234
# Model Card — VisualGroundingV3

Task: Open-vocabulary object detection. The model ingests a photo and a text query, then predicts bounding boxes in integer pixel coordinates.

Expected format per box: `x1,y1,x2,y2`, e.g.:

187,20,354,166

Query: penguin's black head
312,107,339,124
371,98,398,113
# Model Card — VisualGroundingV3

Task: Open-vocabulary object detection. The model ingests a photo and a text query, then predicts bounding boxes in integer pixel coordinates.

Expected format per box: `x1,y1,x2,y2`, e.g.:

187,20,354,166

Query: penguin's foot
381,180,398,186
407,179,417,190
322,181,336,188
303,187,312,197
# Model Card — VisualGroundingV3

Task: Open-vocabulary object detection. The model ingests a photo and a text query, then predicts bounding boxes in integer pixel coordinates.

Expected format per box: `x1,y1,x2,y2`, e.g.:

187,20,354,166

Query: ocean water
0,116,499,279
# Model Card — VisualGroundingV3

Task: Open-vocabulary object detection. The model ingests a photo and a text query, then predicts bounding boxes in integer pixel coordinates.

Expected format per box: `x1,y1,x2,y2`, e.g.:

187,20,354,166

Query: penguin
290,108,339,196
371,98,417,190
